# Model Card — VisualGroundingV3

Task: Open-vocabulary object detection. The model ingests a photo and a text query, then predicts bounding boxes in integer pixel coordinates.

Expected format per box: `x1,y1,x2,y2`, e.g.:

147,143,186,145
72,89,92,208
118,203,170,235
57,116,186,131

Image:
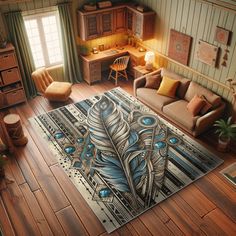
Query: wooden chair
108,56,130,85
32,68,72,102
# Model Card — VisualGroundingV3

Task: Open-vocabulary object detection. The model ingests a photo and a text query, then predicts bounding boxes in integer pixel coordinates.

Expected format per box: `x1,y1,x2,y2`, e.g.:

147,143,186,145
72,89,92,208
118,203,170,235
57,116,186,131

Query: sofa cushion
187,95,206,116
184,82,221,108
136,88,178,111
200,95,213,115
161,68,190,99
145,74,162,89
157,76,180,98
163,100,199,131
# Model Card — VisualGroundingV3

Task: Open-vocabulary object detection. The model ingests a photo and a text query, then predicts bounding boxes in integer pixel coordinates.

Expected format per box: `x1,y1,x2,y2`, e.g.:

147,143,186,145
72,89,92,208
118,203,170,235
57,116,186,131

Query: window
24,11,63,69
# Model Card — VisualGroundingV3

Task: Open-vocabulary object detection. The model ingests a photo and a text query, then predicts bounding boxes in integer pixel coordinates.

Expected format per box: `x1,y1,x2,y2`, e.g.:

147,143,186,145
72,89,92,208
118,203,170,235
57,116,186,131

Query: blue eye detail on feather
155,141,166,149
64,146,76,154
54,132,64,139
99,188,112,198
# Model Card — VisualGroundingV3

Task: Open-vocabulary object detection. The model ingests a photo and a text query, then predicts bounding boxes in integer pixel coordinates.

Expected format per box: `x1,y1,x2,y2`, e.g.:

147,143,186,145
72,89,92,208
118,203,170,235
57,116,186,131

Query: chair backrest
32,68,54,94
113,56,130,69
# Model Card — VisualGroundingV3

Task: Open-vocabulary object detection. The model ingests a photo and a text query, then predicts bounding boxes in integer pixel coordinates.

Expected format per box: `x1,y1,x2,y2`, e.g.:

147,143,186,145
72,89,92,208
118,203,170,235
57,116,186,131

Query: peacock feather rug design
30,88,223,233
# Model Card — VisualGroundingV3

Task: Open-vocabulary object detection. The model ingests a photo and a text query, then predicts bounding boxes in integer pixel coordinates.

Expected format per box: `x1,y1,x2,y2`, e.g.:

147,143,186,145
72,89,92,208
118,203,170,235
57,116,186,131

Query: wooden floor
0,80,236,236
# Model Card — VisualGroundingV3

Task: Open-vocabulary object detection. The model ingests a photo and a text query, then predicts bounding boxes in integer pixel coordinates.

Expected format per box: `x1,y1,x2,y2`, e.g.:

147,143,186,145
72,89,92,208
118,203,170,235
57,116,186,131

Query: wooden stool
3,114,28,146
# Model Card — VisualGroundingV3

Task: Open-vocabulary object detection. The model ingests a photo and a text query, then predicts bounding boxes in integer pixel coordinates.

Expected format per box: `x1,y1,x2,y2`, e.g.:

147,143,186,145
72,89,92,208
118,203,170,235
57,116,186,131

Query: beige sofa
134,68,225,137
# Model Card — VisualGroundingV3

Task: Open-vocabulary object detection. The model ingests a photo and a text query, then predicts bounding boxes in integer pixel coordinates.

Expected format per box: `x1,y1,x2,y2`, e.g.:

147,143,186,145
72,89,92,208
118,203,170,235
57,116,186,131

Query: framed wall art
195,40,219,67
215,26,230,45
168,29,192,66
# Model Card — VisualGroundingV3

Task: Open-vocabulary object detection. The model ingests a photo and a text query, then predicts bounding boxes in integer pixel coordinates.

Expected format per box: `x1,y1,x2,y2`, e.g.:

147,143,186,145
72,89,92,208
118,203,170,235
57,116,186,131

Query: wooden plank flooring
0,80,236,236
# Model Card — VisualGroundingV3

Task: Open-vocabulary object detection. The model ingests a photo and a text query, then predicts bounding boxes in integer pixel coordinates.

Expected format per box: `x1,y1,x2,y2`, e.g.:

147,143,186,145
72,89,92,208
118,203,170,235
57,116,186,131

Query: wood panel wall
1,0,236,102
137,0,236,102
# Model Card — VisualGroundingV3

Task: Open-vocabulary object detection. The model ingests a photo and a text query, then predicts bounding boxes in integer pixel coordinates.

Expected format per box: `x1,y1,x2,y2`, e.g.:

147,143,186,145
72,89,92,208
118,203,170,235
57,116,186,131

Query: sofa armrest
133,76,146,96
133,68,162,97
194,102,226,136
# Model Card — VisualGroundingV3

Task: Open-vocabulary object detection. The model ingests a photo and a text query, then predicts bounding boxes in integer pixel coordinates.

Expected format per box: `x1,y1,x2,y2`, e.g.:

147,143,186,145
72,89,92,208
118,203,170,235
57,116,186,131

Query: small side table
3,114,28,146
133,65,157,79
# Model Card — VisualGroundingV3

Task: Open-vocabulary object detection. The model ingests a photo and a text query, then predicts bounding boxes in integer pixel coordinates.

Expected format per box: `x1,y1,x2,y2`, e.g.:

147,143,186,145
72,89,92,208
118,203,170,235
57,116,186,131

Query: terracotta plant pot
217,137,230,152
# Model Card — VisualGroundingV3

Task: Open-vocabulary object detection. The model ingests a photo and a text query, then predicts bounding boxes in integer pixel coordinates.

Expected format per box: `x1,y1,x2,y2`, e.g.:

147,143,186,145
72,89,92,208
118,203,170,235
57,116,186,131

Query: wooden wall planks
1,0,236,101
138,0,236,101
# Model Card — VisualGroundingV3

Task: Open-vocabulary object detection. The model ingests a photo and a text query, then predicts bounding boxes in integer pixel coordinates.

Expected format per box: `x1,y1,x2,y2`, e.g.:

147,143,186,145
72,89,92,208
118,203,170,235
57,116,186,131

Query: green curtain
58,3,82,83
5,11,37,99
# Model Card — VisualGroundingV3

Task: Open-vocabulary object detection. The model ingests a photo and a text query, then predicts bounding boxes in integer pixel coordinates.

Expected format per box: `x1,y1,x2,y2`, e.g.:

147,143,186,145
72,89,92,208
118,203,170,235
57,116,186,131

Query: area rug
29,87,223,233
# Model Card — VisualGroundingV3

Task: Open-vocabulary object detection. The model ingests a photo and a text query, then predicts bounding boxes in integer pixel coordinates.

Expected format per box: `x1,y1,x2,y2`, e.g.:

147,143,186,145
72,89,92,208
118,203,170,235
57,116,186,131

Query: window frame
24,10,63,69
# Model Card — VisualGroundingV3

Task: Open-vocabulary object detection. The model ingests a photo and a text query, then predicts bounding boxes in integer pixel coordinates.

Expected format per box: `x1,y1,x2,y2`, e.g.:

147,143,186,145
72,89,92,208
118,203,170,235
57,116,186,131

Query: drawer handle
7,70,12,73
3,55,9,58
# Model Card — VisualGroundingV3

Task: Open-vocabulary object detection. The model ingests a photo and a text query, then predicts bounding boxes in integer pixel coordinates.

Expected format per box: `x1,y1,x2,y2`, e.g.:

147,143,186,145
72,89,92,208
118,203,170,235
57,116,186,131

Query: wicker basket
84,4,97,11
98,1,112,9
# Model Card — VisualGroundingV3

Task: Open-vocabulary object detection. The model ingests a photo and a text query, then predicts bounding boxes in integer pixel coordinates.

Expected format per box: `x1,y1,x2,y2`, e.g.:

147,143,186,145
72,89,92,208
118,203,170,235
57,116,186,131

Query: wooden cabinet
100,11,113,36
0,44,26,109
128,8,156,40
126,9,134,34
78,10,113,40
85,14,100,40
113,8,126,33
78,4,155,41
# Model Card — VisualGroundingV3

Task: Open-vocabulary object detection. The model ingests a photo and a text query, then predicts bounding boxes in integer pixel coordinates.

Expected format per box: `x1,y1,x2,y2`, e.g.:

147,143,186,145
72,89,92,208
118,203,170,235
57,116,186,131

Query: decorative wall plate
215,26,230,45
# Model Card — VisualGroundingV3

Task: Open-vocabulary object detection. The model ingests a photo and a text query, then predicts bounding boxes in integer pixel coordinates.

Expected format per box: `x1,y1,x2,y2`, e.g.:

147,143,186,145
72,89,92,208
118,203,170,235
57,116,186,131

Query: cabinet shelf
0,82,22,93
0,44,26,109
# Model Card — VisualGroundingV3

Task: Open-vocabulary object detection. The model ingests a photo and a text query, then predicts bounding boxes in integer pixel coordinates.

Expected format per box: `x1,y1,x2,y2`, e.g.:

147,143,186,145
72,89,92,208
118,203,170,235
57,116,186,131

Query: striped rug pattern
30,88,223,233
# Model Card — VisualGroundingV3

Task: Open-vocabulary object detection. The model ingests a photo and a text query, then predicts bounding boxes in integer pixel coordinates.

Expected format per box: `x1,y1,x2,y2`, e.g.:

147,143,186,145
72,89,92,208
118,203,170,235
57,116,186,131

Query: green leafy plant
214,116,236,140
79,44,90,56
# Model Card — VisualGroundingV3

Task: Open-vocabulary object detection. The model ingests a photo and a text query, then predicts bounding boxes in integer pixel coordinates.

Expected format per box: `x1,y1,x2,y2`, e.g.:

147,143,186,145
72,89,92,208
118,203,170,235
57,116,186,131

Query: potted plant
0,29,7,49
79,44,90,56
214,116,236,152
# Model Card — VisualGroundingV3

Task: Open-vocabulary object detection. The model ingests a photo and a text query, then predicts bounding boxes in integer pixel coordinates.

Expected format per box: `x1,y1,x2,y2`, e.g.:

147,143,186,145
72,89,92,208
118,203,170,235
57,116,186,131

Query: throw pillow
161,68,191,98
200,95,212,115
145,74,162,89
157,76,179,98
187,95,206,116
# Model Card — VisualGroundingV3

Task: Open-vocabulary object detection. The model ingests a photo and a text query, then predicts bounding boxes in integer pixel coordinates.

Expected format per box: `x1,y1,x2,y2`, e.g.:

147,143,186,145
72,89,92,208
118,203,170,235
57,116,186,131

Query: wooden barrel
3,114,28,146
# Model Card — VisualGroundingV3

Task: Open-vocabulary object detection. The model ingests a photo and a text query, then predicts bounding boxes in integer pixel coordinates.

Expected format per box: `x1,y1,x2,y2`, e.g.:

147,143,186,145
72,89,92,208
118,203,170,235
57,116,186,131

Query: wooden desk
80,45,146,85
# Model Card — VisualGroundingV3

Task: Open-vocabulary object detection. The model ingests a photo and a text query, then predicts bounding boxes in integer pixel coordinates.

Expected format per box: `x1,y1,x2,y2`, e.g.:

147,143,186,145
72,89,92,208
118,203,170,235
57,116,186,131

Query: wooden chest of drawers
0,44,26,109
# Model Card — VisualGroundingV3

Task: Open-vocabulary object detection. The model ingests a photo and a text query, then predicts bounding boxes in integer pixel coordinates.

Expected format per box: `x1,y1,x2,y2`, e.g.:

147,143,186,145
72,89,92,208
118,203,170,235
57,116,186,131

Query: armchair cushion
45,81,72,102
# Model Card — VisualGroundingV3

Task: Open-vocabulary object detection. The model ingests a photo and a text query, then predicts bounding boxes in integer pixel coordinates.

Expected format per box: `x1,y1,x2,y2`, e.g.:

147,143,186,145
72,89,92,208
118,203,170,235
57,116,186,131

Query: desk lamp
144,51,155,70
